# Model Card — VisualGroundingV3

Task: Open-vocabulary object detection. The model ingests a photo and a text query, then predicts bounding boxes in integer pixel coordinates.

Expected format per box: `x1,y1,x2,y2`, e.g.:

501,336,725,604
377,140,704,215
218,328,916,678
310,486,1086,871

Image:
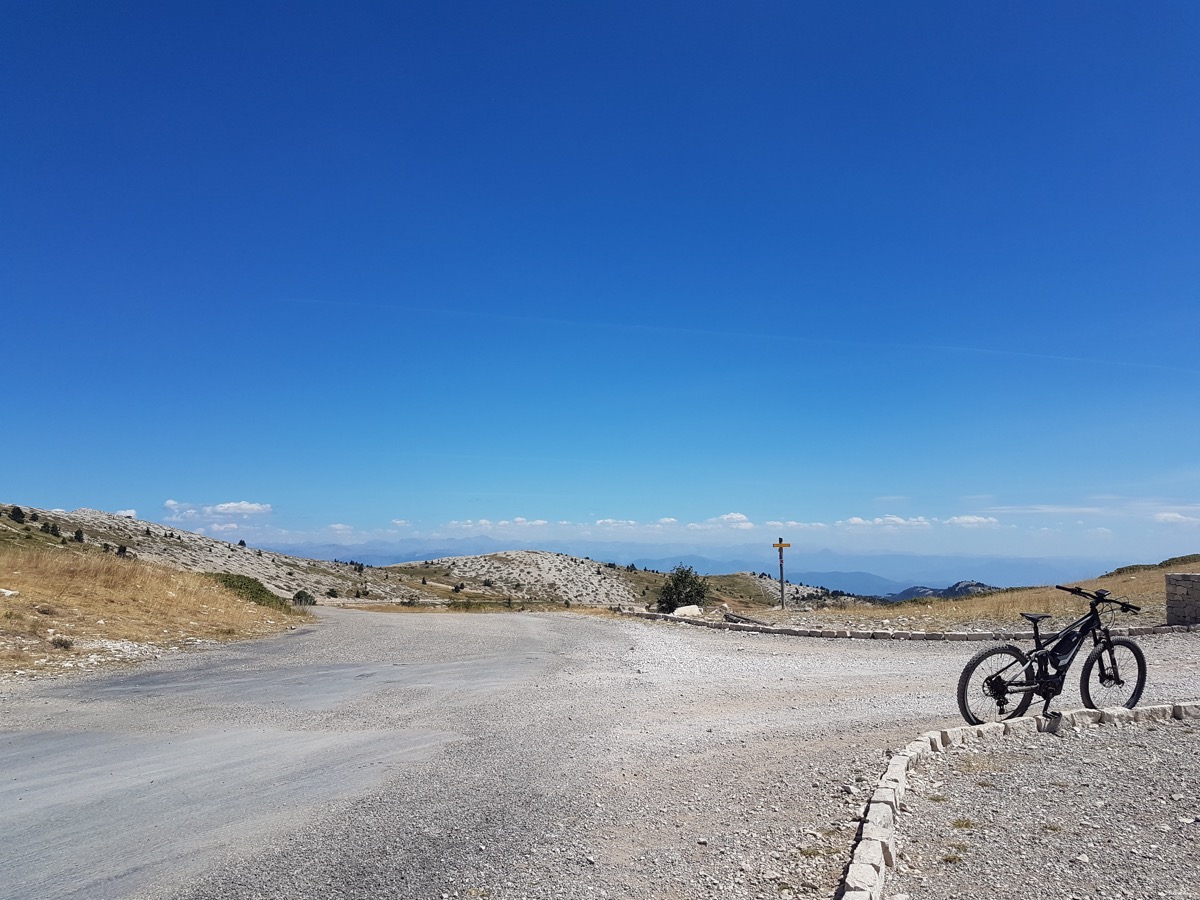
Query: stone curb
837,700,1200,900
616,609,1199,640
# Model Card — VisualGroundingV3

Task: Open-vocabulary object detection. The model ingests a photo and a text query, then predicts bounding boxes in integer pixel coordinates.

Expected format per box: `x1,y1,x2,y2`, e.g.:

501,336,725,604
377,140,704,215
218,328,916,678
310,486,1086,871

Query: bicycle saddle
1021,612,1052,624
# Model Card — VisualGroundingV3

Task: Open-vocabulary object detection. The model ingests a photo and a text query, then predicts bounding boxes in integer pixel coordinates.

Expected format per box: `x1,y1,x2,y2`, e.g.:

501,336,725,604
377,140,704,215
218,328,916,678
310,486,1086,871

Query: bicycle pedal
1045,711,1062,720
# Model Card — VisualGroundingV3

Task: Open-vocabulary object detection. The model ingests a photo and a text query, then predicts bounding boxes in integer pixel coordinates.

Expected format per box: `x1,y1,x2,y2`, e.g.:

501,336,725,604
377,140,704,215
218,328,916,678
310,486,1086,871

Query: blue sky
4,2,1198,570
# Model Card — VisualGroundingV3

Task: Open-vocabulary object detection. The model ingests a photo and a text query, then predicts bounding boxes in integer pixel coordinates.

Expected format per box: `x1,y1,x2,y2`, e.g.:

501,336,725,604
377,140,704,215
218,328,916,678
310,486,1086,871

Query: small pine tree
8,506,25,523
73,528,84,543
237,539,246,548
657,564,709,614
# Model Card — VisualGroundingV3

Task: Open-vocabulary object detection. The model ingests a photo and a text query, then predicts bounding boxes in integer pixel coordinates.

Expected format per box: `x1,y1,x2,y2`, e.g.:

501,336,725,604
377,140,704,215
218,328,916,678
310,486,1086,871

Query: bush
658,564,709,614
50,635,73,650
8,506,25,523
292,590,316,606
325,588,339,598
73,529,84,543
205,573,291,613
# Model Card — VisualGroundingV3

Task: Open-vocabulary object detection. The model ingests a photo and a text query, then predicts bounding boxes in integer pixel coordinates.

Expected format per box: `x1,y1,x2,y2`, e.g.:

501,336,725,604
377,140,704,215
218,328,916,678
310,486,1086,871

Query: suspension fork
1093,628,1124,685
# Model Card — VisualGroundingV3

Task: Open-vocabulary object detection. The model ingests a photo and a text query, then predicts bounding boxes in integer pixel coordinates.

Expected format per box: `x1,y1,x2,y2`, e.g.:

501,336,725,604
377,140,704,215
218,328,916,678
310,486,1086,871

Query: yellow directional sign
773,541,791,550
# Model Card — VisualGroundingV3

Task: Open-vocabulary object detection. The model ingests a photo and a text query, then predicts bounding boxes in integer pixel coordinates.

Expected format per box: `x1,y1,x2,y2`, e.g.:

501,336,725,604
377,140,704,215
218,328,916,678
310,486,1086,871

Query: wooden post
773,538,791,609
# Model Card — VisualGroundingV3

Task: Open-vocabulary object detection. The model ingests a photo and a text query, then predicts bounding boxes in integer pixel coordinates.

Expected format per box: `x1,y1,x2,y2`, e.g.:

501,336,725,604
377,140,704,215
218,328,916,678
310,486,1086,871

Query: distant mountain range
885,580,1000,602
263,536,1117,595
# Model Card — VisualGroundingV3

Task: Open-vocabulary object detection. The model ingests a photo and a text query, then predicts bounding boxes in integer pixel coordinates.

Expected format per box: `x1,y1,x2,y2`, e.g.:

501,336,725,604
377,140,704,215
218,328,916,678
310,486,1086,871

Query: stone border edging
839,700,1200,900
616,609,1199,641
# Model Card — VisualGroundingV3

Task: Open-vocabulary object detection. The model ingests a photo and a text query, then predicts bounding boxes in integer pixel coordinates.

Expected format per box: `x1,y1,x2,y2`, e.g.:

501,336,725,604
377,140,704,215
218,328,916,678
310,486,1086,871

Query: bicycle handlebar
1054,584,1139,613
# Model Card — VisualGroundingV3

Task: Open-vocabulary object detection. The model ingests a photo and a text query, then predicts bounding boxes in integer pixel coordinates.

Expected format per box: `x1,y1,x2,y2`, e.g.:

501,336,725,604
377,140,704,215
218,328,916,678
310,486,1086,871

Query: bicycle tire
1080,637,1146,710
957,644,1035,725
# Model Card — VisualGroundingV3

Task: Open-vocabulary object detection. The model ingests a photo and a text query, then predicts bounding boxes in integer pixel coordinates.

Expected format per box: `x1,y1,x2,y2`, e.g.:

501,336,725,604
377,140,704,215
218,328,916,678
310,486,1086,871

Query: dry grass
759,567,1175,631
0,543,305,676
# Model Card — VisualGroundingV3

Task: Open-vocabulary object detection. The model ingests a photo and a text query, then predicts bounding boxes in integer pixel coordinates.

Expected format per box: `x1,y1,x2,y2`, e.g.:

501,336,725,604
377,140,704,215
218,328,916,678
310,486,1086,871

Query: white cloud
596,518,638,527
984,505,1105,516
391,519,411,527
207,501,272,517
688,512,756,531
163,499,198,521
328,523,354,533
944,515,1000,528
839,515,932,529
1154,512,1200,526
656,517,677,525
163,499,272,523
115,509,137,519
447,517,548,531
210,523,239,532
765,520,829,530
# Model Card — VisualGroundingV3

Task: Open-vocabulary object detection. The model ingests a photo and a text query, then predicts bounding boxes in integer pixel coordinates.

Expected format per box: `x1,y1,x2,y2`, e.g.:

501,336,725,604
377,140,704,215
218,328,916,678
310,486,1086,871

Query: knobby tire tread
1080,637,1147,710
957,644,1034,725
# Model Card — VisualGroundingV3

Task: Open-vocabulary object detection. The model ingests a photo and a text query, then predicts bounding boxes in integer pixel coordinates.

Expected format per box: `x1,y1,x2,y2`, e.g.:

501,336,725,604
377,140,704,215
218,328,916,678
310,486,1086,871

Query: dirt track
2,609,1196,899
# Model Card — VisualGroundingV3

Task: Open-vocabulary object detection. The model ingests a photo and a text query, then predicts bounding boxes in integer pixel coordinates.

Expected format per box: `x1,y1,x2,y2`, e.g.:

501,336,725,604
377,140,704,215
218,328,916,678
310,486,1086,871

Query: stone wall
1165,573,1200,626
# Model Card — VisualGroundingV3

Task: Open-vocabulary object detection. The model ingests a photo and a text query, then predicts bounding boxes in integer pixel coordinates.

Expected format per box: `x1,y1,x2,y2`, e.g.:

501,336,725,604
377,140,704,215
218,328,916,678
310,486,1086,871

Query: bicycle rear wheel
957,644,1035,725
1080,637,1146,709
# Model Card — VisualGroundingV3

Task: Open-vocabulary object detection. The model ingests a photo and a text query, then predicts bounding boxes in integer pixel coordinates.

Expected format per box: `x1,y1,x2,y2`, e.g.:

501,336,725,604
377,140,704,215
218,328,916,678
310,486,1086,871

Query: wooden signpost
773,537,791,609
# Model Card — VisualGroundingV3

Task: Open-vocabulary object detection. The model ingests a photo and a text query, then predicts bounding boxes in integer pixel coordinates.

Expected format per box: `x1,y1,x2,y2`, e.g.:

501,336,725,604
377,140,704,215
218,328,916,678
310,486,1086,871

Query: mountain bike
957,585,1147,724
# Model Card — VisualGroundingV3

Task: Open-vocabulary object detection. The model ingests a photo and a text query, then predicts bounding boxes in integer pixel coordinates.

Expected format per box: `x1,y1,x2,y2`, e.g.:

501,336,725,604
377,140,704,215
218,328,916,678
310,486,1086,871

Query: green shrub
658,564,709,613
205,573,291,612
292,590,316,606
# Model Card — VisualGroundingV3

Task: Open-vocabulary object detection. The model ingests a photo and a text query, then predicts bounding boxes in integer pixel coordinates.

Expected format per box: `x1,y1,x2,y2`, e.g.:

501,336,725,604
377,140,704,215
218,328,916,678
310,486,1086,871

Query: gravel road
2,609,1196,900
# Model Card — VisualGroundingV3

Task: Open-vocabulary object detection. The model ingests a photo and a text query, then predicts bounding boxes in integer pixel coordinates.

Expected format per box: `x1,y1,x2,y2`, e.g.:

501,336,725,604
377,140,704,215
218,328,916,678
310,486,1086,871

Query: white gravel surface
885,718,1200,900
1,611,1196,900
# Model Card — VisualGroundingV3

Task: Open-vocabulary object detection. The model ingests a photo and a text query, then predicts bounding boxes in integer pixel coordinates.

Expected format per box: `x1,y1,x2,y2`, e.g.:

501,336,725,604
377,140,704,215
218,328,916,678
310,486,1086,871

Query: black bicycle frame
985,604,1109,716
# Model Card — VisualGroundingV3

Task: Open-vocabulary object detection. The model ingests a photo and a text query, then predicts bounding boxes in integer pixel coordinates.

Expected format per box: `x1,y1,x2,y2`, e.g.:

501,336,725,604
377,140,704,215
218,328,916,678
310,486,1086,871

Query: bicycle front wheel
1080,637,1146,709
957,644,1035,725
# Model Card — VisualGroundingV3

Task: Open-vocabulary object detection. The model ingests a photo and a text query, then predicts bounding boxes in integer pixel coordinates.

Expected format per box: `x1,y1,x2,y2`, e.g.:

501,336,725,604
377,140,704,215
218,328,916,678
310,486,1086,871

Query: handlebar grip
1055,585,1079,593
1123,602,1142,613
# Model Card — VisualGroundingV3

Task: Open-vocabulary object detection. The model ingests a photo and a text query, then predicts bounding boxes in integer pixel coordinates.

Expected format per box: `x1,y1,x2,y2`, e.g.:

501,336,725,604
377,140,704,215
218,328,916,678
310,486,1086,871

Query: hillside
0,504,843,612
3,501,1190,631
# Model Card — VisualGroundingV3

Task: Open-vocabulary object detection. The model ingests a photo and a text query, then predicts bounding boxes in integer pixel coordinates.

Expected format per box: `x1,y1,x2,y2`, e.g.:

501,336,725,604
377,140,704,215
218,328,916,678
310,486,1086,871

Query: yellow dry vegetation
792,571,1168,631
0,543,303,675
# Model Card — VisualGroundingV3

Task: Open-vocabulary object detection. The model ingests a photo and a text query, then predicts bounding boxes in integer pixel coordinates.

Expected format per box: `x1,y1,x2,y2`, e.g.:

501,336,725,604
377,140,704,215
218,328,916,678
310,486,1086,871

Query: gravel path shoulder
884,717,1200,900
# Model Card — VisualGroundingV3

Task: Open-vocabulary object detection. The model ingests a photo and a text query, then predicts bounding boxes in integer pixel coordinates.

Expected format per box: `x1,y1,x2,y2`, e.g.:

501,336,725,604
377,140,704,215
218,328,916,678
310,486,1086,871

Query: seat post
1020,612,1052,650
